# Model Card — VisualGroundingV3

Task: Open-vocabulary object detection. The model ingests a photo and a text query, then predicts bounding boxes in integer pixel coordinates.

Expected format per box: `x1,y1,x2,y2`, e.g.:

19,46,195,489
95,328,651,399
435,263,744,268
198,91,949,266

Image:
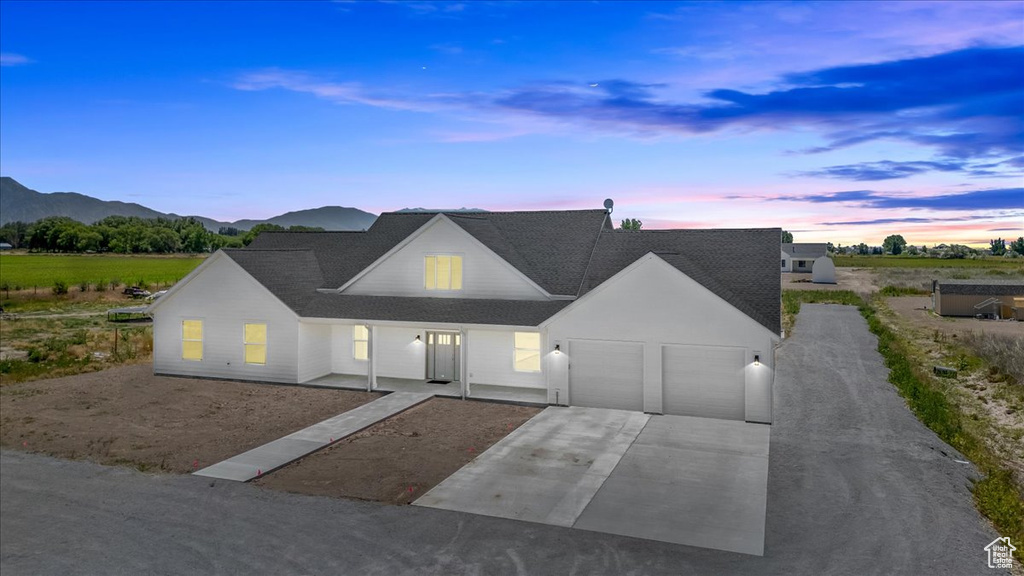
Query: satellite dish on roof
603,198,614,213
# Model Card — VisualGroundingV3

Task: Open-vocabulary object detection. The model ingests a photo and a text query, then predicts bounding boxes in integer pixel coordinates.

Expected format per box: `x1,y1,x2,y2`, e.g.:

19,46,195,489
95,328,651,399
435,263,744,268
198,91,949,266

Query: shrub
95,279,107,292
79,280,90,292
52,280,68,295
26,348,46,363
70,329,88,346
880,285,930,296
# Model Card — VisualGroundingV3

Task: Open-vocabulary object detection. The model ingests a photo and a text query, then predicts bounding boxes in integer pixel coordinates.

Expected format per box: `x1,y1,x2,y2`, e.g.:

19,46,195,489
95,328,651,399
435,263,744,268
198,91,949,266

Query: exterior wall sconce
554,344,561,354
415,335,421,342
754,354,760,366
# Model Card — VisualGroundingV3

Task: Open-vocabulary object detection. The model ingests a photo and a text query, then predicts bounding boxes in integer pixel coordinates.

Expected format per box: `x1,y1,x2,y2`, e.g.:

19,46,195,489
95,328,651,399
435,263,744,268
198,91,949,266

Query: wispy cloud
0,52,34,67
231,69,449,112
793,159,1015,181
777,188,1024,211
819,214,1010,226
494,46,1023,158
231,46,1024,159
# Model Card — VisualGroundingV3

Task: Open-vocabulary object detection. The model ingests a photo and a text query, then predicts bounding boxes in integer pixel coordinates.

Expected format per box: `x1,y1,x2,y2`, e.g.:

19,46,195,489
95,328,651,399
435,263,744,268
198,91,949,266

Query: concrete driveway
415,406,771,556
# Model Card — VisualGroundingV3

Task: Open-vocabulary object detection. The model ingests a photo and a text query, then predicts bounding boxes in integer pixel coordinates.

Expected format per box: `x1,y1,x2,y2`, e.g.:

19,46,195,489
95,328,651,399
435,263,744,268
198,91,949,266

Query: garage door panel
569,340,644,411
663,345,745,420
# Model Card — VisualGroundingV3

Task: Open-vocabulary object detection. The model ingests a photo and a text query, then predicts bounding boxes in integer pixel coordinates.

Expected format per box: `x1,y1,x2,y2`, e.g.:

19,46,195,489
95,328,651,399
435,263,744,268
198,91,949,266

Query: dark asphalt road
0,305,1005,575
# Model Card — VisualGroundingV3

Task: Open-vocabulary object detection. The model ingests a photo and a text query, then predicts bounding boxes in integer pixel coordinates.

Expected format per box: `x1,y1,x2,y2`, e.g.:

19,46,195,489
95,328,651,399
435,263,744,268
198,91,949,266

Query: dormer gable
339,214,552,301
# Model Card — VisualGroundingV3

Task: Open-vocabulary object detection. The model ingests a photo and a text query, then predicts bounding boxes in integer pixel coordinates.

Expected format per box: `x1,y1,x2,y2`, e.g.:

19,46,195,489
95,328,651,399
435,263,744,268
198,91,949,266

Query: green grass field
0,253,206,288
832,255,1024,269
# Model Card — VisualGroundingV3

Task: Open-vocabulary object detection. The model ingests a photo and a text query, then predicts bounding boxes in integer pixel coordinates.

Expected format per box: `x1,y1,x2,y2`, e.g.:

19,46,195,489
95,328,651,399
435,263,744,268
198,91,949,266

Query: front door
426,331,461,382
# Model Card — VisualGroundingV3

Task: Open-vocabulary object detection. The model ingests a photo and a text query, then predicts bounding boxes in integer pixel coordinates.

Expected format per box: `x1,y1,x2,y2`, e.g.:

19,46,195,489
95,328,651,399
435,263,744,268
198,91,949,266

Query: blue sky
1,0,1021,246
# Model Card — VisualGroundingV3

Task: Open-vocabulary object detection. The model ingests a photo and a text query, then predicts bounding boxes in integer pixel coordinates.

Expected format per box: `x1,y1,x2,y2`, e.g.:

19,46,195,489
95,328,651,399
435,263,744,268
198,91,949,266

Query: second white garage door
569,339,644,411
662,345,746,420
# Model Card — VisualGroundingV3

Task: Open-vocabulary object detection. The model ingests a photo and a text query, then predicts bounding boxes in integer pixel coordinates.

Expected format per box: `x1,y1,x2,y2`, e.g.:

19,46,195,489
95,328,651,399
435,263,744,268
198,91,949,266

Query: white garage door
569,340,644,411
662,345,745,420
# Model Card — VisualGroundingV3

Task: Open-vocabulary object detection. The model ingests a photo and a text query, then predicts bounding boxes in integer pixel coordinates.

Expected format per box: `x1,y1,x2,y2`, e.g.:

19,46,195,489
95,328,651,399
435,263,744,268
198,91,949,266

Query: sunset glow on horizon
1,1,1021,247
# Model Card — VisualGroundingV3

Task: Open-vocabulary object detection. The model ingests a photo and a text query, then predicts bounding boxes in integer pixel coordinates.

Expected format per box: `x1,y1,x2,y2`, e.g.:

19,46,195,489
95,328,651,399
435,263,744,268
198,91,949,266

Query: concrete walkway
416,406,770,555
415,407,650,526
194,391,432,482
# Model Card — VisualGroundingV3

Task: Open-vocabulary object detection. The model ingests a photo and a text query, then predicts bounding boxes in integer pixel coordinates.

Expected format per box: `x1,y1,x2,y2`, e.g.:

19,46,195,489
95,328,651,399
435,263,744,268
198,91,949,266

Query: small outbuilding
781,243,827,273
811,256,836,284
932,279,1024,320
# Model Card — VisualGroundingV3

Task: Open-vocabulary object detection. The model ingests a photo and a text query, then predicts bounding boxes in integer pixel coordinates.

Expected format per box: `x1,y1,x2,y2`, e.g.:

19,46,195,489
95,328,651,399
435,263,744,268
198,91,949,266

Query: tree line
0,217,323,254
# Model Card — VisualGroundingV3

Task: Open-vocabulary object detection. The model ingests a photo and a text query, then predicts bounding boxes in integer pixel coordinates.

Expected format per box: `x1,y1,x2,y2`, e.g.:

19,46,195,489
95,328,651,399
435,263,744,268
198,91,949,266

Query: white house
781,243,827,273
148,205,782,423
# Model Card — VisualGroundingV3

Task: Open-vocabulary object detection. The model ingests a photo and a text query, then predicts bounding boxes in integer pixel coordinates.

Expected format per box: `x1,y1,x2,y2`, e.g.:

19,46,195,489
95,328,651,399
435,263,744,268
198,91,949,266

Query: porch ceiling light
754,354,760,366
554,344,561,354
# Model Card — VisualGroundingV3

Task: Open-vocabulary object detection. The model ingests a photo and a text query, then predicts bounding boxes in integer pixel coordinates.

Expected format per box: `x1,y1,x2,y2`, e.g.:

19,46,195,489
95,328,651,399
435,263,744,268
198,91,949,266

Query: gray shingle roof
582,229,781,334
228,210,780,333
781,243,827,258
222,248,570,325
937,279,1024,296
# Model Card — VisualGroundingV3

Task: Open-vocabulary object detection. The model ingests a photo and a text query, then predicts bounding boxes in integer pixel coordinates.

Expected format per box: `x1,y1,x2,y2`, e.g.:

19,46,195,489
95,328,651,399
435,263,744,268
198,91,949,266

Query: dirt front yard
254,398,542,505
0,364,379,473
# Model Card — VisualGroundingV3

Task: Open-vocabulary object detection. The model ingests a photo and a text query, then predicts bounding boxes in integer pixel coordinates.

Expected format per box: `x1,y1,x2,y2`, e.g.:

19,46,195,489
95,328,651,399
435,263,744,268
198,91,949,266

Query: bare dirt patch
254,398,541,505
885,296,1024,339
782,268,878,296
0,364,379,473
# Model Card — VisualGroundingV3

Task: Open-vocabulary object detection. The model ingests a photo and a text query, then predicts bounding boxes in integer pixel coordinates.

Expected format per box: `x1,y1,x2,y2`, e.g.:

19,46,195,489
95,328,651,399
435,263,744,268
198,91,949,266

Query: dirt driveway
0,364,379,473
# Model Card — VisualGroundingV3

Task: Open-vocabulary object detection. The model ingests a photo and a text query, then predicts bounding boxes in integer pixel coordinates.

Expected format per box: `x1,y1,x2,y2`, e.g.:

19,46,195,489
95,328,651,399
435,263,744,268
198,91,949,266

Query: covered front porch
304,373,546,405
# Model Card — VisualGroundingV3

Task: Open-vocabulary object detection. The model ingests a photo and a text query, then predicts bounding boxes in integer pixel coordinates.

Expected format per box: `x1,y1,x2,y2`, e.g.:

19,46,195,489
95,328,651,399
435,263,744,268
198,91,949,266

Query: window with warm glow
244,323,267,365
424,255,462,290
514,332,541,372
182,320,203,361
353,325,369,360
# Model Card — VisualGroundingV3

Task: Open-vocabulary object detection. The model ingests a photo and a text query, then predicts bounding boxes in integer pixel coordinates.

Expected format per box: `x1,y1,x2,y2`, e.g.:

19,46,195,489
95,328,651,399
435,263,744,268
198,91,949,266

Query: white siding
373,325,426,380
466,328,546,389
297,322,332,383
152,255,299,383
330,323,368,376
545,255,778,422
343,217,549,300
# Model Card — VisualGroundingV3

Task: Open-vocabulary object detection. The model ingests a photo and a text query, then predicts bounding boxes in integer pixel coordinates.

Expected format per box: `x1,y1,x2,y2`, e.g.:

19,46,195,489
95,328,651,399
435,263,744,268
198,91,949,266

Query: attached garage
662,345,746,421
568,339,644,411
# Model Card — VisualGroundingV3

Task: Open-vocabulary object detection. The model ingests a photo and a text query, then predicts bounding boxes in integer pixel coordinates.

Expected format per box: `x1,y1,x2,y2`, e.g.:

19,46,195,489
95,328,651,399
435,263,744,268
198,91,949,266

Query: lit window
514,332,541,372
182,320,203,361
353,325,368,360
244,323,267,365
425,255,462,290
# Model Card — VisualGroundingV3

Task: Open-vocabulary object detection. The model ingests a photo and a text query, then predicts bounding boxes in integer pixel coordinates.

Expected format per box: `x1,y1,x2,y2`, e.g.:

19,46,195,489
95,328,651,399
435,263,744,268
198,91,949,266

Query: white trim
298,316,541,332
242,321,268,366
181,318,204,362
540,253,782,341
512,331,542,373
146,251,226,315
336,214,556,299
146,250,301,322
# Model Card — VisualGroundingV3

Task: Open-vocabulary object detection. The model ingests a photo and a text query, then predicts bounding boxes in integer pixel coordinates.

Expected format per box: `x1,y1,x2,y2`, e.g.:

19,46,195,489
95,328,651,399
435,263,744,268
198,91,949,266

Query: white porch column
460,327,468,400
367,324,376,392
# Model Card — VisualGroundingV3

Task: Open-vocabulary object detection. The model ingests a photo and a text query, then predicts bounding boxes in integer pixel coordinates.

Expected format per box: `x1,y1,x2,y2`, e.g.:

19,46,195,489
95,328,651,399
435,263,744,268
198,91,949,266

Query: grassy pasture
0,253,205,289
832,255,1024,269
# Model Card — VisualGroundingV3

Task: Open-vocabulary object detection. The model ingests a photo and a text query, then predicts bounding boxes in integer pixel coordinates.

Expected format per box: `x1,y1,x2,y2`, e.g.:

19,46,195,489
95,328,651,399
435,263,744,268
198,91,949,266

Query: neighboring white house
148,206,782,423
781,243,827,273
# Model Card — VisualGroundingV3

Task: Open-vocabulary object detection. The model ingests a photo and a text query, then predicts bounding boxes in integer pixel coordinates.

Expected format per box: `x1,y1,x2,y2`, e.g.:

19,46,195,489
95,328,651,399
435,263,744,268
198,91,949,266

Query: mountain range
0,177,379,231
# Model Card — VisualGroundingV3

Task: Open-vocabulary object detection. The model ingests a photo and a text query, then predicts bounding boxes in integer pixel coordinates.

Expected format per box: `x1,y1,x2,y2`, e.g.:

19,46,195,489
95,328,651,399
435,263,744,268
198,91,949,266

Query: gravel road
0,305,1007,575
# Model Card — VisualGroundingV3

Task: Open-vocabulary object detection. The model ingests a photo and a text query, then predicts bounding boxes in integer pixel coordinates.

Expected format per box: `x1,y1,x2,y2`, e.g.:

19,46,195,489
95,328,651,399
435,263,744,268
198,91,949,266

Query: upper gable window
424,255,463,291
